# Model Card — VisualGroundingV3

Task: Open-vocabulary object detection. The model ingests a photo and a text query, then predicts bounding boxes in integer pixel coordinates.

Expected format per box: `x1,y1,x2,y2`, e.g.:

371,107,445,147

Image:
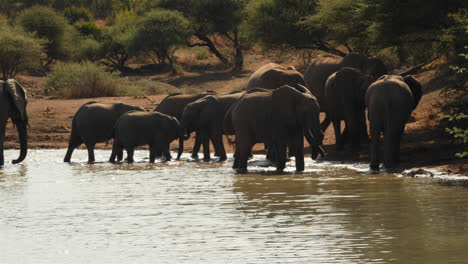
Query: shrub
64,6,94,23
15,6,70,64
74,22,102,40
0,23,45,79
74,38,102,62
45,62,120,98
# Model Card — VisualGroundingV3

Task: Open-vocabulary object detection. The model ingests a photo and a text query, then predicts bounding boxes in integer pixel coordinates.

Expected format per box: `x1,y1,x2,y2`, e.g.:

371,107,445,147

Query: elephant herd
0,53,423,172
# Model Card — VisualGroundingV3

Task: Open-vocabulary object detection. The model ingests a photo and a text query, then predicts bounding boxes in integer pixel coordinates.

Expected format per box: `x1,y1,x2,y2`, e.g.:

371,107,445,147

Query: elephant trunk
306,128,326,159
12,121,27,164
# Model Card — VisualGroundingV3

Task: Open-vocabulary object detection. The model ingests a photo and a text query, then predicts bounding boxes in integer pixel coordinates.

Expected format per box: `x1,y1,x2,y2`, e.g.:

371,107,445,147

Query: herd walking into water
1,53,423,173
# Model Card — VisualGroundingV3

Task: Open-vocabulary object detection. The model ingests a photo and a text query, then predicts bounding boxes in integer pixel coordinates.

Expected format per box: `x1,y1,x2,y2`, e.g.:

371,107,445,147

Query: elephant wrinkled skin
325,67,375,150
224,85,324,173
64,102,144,163
246,63,306,91
304,53,387,131
109,111,185,163
181,91,243,161
0,79,28,167
365,75,422,170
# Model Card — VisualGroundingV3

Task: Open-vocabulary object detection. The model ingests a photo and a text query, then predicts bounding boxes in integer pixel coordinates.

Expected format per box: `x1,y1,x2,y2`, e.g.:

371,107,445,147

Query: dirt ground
3,54,467,175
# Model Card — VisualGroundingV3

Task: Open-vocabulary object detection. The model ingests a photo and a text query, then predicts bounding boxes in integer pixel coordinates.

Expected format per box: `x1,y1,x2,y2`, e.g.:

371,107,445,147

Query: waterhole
1,149,467,263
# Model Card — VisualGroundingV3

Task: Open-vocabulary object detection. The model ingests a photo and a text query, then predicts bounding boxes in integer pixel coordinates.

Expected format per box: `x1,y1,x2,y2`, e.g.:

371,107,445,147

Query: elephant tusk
307,128,315,139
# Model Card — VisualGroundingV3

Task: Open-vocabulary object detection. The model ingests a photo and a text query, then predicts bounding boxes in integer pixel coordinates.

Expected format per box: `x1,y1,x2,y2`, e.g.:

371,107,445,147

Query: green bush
74,38,102,62
45,62,120,98
0,23,45,79
74,22,102,40
15,6,70,64
64,6,94,23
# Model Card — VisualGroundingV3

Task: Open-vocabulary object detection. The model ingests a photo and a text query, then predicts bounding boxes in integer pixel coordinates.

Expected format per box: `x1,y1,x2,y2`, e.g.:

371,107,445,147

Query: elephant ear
404,75,423,109
6,79,28,122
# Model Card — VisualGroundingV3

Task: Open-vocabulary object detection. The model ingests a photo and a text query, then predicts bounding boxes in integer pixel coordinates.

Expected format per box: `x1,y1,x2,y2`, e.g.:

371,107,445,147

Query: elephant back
155,91,216,120
246,63,305,91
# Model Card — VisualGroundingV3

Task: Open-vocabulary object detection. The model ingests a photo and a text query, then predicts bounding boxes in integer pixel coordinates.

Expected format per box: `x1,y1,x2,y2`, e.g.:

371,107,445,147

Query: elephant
0,79,28,167
365,75,422,170
109,111,185,163
304,53,387,131
180,91,244,161
246,63,306,91
324,67,375,150
154,91,216,158
224,85,324,173
64,102,144,163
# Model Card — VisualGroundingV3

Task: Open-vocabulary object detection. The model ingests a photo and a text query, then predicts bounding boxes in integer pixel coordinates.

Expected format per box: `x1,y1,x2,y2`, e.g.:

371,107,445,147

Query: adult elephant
109,111,185,163
181,91,243,161
0,79,28,167
64,102,144,163
304,53,387,131
365,75,422,170
224,85,324,173
324,67,375,150
154,91,216,158
246,63,306,90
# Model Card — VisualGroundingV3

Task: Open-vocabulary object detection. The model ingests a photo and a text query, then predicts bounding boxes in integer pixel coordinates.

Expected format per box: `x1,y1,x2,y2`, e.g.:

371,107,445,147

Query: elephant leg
191,133,201,159
275,141,287,173
201,134,211,161
162,142,171,162
359,110,369,143
149,144,156,163
0,120,5,166
320,113,331,132
369,125,380,170
109,141,119,163
332,120,344,150
236,133,252,173
64,131,82,162
211,132,227,161
126,148,135,163
117,149,123,161
85,142,96,164
384,126,403,169
294,135,305,172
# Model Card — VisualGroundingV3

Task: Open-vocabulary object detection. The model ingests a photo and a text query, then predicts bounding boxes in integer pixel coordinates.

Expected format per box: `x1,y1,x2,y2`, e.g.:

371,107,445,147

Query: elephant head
271,85,325,159
341,53,387,79
0,79,28,166
403,75,422,109
181,96,217,139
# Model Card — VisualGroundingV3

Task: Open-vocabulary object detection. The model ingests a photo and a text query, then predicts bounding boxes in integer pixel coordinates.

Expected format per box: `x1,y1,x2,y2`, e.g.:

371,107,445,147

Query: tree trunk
233,30,243,72
194,33,229,65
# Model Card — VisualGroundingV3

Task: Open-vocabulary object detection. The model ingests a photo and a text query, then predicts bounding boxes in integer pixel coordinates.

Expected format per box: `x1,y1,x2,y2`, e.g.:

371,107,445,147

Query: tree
0,23,44,79
100,13,138,69
15,6,70,65
130,9,192,66
243,0,346,56
139,0,247,70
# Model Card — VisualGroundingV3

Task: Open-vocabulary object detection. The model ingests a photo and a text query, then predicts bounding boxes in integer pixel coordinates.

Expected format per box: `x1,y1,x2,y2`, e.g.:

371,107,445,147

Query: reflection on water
1,149,468,264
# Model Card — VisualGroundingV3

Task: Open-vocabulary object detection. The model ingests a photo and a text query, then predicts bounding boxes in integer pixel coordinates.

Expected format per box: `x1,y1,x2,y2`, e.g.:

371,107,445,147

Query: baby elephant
109,111,185,163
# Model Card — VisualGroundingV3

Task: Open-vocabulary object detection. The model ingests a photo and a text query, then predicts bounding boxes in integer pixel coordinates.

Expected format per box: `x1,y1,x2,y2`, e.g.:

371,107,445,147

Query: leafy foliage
0,22,45,79
129,9,192,65
15,6,70,64
64,6,93,23
45,61,120,98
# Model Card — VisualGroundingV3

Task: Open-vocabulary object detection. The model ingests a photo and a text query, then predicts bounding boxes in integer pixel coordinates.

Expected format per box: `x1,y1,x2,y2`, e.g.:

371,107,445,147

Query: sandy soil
3,55,467,175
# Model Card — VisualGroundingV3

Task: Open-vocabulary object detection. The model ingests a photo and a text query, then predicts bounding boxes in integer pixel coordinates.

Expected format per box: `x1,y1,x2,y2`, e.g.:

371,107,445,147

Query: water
1,149,467,264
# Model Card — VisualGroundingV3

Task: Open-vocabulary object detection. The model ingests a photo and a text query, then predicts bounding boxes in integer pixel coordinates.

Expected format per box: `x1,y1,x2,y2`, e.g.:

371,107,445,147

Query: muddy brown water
1,149,467,263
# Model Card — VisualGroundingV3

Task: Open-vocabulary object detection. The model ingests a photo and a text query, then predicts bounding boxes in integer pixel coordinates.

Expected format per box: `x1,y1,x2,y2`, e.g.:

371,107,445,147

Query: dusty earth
3,53,467,175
